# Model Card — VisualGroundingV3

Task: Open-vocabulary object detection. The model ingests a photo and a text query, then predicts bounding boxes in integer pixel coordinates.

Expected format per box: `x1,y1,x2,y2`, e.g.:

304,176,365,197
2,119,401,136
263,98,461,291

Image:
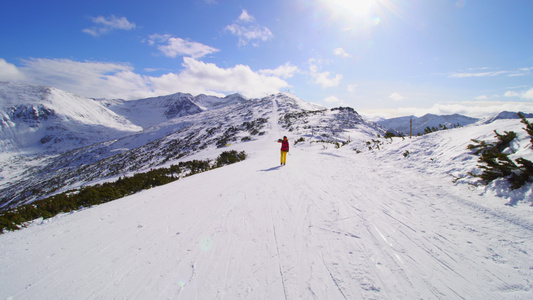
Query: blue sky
1,0,532,118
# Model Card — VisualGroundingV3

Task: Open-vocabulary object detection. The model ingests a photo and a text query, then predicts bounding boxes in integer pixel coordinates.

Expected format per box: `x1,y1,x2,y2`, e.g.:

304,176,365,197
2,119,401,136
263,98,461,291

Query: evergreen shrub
467,114,533,190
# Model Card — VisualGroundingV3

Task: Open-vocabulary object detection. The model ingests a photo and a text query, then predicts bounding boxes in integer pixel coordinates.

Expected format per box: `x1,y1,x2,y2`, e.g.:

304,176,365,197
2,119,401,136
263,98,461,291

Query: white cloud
315,71,342,88
522,88,533,100
347,84,357,93
325,95,341,104
0,59,25,81
333,48,351,58
449,71,507,78
154,57,289,98
225,10,273,46
238,9,254,22
449,67,532,78
308,59,342,88
504,91,520,97
83,15,136,37
503,88,533,100
225,24,273,47
144,68,160,73
260,62,299,78
16,58,152,99
0,57,289,99
389,93,406,101
147,34,219,59
427,101,533,118
474,95,488,101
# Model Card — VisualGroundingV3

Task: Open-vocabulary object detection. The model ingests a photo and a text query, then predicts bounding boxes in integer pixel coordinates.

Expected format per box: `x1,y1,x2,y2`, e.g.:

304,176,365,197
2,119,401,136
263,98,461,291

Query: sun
328,0,376,17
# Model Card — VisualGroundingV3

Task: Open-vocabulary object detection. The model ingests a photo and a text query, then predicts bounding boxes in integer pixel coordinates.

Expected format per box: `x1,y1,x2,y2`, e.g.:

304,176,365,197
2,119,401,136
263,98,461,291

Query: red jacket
280,139,289,152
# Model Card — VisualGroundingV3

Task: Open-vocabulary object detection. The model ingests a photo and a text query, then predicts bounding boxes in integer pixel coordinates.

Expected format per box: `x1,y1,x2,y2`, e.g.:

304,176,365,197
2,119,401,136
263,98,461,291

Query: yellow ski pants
280,150,287,165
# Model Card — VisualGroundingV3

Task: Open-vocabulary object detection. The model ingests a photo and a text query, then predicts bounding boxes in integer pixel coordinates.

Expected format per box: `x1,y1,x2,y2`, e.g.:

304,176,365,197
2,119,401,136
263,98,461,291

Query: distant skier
277,136,289,165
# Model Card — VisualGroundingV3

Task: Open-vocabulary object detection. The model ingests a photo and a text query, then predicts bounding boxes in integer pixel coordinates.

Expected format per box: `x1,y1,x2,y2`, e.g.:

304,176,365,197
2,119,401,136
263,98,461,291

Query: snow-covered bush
518,113,533,148
215,150,247,168
468,115,533,190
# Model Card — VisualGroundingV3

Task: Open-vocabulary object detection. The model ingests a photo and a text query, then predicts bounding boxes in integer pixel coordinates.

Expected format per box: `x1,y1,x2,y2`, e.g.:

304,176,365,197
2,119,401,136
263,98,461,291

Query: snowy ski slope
1,100,532,299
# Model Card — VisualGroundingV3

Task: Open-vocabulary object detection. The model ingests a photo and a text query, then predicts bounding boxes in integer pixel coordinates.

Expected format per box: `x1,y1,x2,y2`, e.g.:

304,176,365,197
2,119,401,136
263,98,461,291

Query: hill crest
0,84,383,208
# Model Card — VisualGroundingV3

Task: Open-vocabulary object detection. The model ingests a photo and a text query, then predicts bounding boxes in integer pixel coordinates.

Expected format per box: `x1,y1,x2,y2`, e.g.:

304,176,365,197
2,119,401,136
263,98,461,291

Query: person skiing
277,136,289,165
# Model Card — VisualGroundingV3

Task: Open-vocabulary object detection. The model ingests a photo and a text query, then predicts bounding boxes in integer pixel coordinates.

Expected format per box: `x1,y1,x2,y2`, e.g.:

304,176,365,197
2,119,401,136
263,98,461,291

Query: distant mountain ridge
0,82,249,154
377,111,533,136
0,82,141,153
479,111,533,124
376,114,479,136
99,92,248,129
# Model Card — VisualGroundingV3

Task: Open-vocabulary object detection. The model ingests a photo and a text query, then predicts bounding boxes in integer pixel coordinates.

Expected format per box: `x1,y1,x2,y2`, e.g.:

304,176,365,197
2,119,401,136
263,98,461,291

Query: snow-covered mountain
0,82,142,154
0,85,386,209
0,82,253,155
376,113,479,136
479,111,533,124
99,92,248,129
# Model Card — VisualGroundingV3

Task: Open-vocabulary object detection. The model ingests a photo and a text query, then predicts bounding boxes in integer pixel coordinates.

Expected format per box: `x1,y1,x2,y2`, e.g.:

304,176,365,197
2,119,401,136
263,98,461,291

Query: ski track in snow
1,100,533,299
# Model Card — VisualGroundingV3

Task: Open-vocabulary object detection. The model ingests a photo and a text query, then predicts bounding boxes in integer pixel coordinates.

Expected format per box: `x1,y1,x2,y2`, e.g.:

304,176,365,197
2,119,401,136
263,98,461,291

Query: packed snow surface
1,101,532,299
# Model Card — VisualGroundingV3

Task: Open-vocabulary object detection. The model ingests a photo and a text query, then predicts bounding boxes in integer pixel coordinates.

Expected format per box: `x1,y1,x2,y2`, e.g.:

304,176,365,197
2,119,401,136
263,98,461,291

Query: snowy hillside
480,111,533,124
0,95,268,208
99,92,249,129
1,99,532,299
376,113,479,136
0,89,382,209
0,83,251,156
0,82,142,154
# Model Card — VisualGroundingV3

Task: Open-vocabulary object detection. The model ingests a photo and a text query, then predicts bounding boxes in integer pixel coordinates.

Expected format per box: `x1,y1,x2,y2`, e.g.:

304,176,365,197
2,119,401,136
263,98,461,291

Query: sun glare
331,0,375,16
